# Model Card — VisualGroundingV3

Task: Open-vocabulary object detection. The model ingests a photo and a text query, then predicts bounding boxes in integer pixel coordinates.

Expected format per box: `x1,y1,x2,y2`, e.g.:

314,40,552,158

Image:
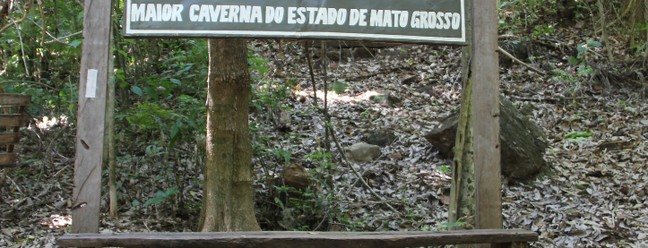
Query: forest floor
1,22,648,248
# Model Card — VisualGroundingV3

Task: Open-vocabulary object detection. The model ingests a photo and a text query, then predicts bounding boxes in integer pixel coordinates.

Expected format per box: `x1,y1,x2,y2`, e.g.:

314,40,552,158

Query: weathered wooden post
472,0,503,234
72,0,112,233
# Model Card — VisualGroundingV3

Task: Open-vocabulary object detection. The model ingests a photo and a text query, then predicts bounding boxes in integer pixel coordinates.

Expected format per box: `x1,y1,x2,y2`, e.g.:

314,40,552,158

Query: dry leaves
1,37,647,248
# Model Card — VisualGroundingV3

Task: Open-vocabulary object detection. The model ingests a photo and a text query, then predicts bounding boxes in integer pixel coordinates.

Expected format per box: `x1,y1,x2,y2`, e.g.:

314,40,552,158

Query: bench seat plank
58,229,537,248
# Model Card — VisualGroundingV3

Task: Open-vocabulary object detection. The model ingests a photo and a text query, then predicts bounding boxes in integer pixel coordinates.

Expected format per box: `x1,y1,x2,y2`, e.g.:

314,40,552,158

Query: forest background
0,0,646,247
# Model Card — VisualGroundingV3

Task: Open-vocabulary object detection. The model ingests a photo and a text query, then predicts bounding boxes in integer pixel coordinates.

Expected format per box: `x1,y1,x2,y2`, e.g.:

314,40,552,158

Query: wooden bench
58,229,538,247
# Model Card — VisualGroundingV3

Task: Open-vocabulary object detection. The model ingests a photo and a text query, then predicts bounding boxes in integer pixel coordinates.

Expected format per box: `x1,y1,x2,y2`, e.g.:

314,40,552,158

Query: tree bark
199,38,260,232
0,0,11,24
448,45,475,231
448,0,475,228
623,0,648,51
106,16,117,217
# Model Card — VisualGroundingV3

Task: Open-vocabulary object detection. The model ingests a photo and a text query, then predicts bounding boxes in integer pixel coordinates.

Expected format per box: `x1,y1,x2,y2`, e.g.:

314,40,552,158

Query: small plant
132,187,179,208
498,0,547,34
271,148,292,163
532,24,556,38
249,53,295,112
438,221,469,230
567,39,602,77
305,149,334,169
550,68,579,85
330,81,349,94
436,165,451,174
564,131,593,142
273,183,325,230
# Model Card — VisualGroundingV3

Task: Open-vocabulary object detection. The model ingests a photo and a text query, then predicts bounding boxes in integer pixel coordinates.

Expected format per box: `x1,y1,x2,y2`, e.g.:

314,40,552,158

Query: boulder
281,164,310,190
362,130,396,147
345,142,382,163
424,96,547,180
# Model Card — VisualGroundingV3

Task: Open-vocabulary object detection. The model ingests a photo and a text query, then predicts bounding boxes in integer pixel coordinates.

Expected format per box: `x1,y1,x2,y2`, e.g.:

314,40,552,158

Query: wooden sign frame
73,0,500,235
123,0,467,44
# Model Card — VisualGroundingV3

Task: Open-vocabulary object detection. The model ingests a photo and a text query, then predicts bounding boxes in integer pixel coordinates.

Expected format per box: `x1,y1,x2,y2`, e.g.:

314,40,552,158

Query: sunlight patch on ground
31,115,69,131
294,89,384,106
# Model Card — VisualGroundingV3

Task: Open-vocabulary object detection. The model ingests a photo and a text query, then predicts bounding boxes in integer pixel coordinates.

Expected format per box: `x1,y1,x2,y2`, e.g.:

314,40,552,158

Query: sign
124,0,466,44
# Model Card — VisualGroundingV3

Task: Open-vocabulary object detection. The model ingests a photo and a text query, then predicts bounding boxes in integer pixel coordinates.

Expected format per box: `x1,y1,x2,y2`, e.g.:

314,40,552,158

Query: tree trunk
556,0,577,23
448,0,475,228
199,38,260,232
0,0,10,25
106,17,117,218
623,0,648,50
448,45,475,231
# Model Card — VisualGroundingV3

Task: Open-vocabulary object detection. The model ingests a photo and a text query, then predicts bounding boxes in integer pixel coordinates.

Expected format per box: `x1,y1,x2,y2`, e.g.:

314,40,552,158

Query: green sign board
124,0,466,44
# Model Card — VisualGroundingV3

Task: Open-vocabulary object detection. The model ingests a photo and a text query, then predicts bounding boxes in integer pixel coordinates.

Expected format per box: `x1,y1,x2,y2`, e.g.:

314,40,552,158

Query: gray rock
640,119,648,126
369,94,401,107
345,142,382,163
362,130,396,147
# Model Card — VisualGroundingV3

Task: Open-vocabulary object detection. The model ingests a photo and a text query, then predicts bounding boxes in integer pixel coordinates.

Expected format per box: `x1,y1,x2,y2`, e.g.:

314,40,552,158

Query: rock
345,142,382,163
387,152,403,160
640,119,648,126
424,95,548,180
362,130,396,147
415,84,436,95
274,110,291,132
399,73,418,84
281,164,310,190
369,94,401,107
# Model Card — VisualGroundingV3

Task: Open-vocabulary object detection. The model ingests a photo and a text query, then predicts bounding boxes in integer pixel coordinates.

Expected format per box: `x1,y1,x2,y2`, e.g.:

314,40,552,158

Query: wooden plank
72,0,112,234
0,153,16,166
471,0,503,232
0,114,26,127
0,133,19,145
0,94,31,106
57,229,538,248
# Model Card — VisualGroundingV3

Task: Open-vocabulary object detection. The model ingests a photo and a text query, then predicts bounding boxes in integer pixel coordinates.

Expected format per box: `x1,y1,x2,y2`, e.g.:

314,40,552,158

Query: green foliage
550,68,578,84
124,96,204,146
564,131,593,142
438,221,469,230
249,53,295,112
628,22,647,55
532,24,556,37
273,183,327,231
272,148,292,163
132,187,179,208
499,0,550,33
263,149,338,231
126,102,173,129
0,1,84,117
436,164,451,174
305,149,334,169
550,39,603,89
331,81,349,94
570,39,602,71
249,53,271,77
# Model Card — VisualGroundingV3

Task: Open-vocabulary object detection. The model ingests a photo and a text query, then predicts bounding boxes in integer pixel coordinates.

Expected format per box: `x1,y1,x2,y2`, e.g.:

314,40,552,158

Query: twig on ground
498,46,546,76
327,125,399,213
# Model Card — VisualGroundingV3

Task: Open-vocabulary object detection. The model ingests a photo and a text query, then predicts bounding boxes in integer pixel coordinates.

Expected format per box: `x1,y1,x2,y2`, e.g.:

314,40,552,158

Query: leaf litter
1,38,647,248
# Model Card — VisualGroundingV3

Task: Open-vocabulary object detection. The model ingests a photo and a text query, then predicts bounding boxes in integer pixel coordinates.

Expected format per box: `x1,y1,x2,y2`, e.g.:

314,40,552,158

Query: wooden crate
0,94,31,167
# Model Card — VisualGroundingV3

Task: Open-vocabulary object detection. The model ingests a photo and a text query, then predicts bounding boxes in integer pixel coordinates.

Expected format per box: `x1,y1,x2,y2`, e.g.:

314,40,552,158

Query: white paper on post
85,69,98,98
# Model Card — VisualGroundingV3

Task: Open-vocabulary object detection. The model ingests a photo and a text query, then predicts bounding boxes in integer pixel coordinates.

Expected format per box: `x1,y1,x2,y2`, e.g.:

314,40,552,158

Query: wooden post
471,0,502,232
72,0,112,233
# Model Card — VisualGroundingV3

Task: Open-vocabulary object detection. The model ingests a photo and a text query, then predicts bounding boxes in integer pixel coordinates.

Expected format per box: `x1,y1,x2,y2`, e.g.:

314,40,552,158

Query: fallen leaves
2,31,647,248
